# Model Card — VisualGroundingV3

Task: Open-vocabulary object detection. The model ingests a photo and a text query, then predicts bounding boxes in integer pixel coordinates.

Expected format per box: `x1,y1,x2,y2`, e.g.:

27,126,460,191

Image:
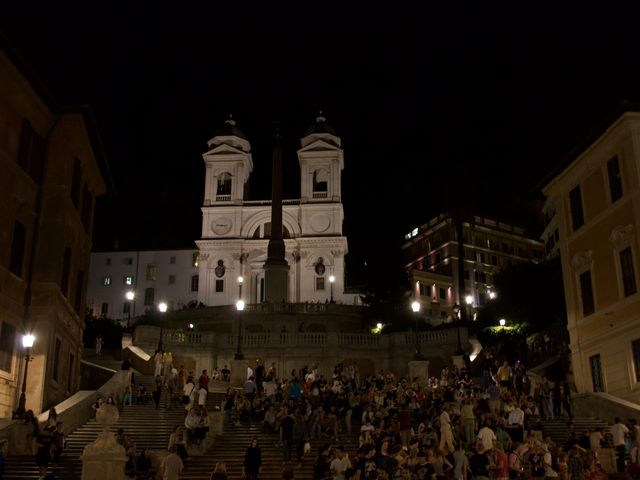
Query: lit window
124,276,133,286
103,276,111,286
146,264,157,281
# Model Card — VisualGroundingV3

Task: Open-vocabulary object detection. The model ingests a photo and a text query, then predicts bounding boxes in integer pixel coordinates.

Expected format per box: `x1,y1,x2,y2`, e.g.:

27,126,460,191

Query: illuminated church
196,115,353,306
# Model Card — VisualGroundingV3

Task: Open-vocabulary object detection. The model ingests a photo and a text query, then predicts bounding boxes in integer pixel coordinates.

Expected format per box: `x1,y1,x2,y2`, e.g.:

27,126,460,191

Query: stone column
81,405,127,480
408,360,429,388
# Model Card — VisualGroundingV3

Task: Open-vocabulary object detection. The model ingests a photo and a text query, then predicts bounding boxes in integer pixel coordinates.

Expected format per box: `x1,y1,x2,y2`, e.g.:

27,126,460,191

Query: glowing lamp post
235,299,245,360
499,318,506,327
13,334,35,419
329,275,335,304
411,301,424,360
125,291,135,330
157,302,168,352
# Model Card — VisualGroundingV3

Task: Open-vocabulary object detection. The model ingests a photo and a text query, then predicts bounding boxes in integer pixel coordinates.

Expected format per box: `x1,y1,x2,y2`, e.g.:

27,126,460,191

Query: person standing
95,335,104,356
199,369,210,392
439,404,455,453
161,444,184,480
280,409,295,463
244,437,263,480
330,445,352,480
611,417,630,472
153,374,163,409
154,350,163,377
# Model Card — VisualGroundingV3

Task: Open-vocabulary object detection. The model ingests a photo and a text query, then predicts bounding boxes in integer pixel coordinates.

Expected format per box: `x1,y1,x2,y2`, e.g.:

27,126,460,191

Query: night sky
3,4,640,288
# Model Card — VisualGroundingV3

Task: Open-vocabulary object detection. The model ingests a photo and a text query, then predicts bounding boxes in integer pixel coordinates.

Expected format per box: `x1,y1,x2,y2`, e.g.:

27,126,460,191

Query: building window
607,155,623,203
476,252,485,263
17,119,46,184
419,283,430,296
569,185,585,231
102,276,111,286
217,172,232,196
491,255,498,266
68,352,75,391
70,157,81,208
192,252,200,268
590,354,605,392
144,288,155,306
146,264,157,281
105,258,111,266
316,277,325,291
439,287,446,299
123,302,130,314
464,270,469,280
215,279,224,293
169,256,176,264
620,247,637,297
168,275,176,285
101,302,109,315
124,276,133,286
632,339,640,383
52,338,62,382
580,270,595,316
191,275,199,292
9,221,27,278
80,184,93,230
61,247,71,297
74,270,84,314
123,258,133,265
0,322,16,373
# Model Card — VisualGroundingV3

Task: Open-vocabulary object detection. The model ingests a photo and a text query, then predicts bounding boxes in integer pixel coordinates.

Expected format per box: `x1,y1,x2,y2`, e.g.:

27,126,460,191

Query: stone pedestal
451,355,466,370
230,359,247,388
121,333,133,349
408,360,429,387
81,405,127,480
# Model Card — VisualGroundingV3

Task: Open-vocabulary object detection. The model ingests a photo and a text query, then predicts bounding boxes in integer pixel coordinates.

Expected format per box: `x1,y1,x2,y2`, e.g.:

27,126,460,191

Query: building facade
86,249,200,321
196,115,353,306
0,44,106,416
401,214,544,324
543,110,640,403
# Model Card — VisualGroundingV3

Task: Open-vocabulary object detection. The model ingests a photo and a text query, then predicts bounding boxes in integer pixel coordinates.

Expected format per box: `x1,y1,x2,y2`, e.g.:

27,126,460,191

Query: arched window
217,172,232,198
313,168,328,197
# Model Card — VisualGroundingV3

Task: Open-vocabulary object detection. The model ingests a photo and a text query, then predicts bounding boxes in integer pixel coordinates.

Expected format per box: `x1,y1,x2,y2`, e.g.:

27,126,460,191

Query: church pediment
297,138,342,154
204,143,248,157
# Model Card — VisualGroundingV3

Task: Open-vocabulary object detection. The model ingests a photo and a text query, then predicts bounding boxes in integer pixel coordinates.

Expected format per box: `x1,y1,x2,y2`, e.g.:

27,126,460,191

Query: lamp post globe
157,302,167,352
499,318,506,327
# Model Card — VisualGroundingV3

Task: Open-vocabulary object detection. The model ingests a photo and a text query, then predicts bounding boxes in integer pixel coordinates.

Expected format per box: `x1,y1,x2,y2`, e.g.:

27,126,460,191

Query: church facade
196,115,352,306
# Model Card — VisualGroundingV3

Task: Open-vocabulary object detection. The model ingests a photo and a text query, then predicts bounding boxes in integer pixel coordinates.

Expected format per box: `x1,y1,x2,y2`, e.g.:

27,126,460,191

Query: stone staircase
3,372,226,479
540,416,612,447
180,415,362,480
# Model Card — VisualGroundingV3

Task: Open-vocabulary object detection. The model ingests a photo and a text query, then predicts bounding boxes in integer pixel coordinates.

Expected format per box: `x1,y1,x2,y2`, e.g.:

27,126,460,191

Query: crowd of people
221,358,640,480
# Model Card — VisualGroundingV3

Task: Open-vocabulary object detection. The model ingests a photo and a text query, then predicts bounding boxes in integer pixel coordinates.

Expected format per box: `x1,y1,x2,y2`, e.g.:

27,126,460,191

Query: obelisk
264,127,289,302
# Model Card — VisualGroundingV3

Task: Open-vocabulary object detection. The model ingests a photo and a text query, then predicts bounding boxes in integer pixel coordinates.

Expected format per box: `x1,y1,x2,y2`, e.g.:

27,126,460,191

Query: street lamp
125,291,135,330
238,276,244,299
411,301,424,360
235,299,245,360
451,304,464,355
329,275,335,304
13,334,35,419
499,318,506,327
157,302,167,352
